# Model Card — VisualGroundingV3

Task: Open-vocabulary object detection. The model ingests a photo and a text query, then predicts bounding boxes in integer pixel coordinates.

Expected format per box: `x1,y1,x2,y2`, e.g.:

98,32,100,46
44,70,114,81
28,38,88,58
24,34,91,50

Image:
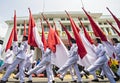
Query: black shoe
91,79,99,82
13,76,19,80
97,75,104,80
59,77,63,81
0,80,6,83
71,80,77,82
24,72,30,77
27,80,32,83
114,77,119,81
52,80,55,83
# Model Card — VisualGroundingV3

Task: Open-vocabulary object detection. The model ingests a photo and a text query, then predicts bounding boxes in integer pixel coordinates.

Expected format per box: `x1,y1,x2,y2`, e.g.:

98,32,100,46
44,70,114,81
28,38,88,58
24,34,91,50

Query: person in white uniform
57,38,82,83
0,36,28,83
111,38,120,80
25,46,55,83
13,46,34,82
0,46,14,72
83,38,116,83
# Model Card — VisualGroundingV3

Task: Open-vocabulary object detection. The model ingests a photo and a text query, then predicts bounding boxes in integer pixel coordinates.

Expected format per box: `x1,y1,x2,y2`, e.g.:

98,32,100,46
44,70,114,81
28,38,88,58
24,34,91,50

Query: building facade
4,11,120,60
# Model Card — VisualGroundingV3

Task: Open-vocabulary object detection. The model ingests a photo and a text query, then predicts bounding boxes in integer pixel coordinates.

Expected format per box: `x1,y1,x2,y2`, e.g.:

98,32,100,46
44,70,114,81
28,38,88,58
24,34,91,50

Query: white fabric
51,34,69,68
26,50,34,63
0,44,2,56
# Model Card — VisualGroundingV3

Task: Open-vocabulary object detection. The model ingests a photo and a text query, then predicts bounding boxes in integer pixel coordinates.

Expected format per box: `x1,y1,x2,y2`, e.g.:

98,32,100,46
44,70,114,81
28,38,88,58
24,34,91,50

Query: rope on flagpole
81,0,84,8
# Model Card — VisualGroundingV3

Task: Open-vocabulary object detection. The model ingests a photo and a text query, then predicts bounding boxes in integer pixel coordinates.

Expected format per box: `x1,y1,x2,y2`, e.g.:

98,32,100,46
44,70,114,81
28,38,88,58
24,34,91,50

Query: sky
0,0,120,37
0,0,120,21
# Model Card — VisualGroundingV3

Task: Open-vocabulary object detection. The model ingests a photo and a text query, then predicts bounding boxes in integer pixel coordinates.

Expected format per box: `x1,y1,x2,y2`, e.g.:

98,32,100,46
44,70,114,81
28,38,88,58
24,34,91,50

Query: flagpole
81,0,84,8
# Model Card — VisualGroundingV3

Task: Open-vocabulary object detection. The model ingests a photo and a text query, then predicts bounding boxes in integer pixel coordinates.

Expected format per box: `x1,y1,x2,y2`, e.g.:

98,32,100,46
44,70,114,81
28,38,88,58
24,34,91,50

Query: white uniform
0,49,14,72
114,43,120,76
57,44,81,82
15,50,34,81
1,41,28,83
27,48,54,83
87,43,116,83
0,44,2,56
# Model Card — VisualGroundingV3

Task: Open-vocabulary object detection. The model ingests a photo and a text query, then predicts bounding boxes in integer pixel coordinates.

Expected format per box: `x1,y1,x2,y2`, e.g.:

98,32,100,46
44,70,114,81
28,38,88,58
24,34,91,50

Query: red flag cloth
23,20,26,36
41,26,48,51
65,11,87,59
78,18,94,44
5,28,14,52
59,21,73,46
107,7,120,30
82,8,107,41
28,8,38,47
107,20,120,37
13,10,17,41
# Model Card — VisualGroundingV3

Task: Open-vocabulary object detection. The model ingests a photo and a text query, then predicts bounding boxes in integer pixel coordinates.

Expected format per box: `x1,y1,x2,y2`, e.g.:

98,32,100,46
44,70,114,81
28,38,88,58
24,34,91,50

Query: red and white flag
107,20,120,37
13,10,17,41
107,7,120,30
28,8,43,47
82,8,116,58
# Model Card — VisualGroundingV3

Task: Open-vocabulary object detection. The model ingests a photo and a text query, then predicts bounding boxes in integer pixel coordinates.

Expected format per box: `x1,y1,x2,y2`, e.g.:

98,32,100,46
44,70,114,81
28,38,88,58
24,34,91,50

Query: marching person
0,46,14,72
0,36,28,83
13,46,34,82
111,38,120,80
57,38,82,83
82,38,116,83
25,45,55,83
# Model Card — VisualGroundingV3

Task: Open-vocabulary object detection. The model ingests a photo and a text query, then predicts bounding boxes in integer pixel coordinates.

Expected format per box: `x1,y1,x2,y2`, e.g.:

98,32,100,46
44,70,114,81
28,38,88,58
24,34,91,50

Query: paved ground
0,74,120,83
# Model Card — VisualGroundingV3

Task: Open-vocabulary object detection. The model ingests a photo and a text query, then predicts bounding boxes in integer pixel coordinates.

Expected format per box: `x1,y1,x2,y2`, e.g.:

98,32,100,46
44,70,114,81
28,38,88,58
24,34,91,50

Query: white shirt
0,44,2,56
13,41,28,59
26,50,34,63
114,43,120,60
5,49,14,64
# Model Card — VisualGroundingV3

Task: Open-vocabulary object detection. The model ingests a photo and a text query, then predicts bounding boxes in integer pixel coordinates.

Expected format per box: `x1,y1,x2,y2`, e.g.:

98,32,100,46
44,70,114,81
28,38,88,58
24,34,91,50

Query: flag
107,7,120,30
41,20,48,51
78,17,94,44
82,8,107,41
28,8,43,48
5,28,14,52
107,20,120,37
65,11,87,59
82,8,116,58
13,10,17,41
59,21,73,46
42,14,60,53
23,20,26,36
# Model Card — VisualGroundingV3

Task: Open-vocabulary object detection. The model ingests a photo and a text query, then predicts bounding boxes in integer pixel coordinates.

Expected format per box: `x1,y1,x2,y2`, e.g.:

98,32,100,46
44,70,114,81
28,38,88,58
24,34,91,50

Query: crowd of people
0,35,120,83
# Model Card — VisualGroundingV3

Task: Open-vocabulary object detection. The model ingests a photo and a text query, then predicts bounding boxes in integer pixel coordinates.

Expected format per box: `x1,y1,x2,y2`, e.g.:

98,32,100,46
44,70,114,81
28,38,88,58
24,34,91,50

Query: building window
61,18,65,21
67,18,69,20
84,25,90,31
106,27,110,34
84,18,88,20
99,22,102,25
104,22,107,25
44,25,49,32
22,24,24,26
17,24,20,26
26,28,28,35
62,25,71,31
21,29,24,35
49,18,53,21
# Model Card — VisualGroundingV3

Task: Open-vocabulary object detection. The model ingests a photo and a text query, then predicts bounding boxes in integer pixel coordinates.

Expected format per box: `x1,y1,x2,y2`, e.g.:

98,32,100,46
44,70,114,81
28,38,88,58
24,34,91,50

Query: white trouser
2,58,25,83
36,66,46,74
0,63,11,72
117,63,120,76
87,56,116,83
15,62,32,81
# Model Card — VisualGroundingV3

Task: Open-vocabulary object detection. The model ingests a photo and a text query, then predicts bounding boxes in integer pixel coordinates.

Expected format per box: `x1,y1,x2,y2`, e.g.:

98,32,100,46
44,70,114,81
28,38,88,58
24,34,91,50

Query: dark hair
70,38,76,43
0,40,3,45
10,46,13,50
95,38,101,43
112,38,119,43
67,45,71,50
30,46,34,50
23,36,28,40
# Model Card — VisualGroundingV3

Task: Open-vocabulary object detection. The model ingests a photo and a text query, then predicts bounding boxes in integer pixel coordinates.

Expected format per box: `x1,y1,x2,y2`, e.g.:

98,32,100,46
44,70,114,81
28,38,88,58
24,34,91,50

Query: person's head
0,40,3,45
93,38,101,46
67,45,71,50
111,38,119,45
70,38,76,44
22,36,28,41
30,46,34,50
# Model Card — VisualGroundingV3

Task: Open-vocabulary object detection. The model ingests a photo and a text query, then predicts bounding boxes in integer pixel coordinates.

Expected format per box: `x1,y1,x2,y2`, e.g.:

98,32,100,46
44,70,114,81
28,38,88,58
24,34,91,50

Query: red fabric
107,7,120,30
13,10,17,41
5,28,14,52
82,8,107,41
28,8,38,47
41,26,48,51
107,20,120,37
79,18,94,44
23,20,26,36
59,21,73,46
65,11,87,59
